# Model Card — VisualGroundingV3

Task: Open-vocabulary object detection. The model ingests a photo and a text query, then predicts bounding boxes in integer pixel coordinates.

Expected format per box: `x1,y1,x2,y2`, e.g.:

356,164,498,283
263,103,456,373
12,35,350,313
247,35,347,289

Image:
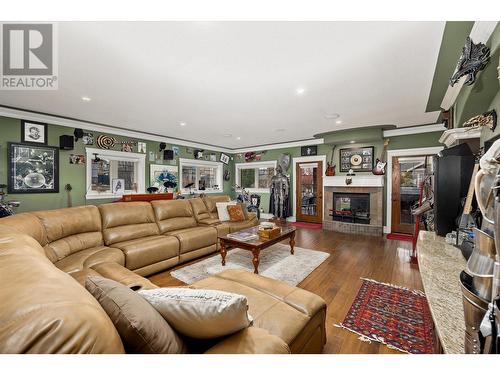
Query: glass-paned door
391,156,433,234
296,161,323,223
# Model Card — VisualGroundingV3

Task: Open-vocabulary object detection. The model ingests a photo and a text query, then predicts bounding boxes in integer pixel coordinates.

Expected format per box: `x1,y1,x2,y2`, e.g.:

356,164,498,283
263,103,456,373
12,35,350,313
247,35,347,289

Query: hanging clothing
269,172,291,219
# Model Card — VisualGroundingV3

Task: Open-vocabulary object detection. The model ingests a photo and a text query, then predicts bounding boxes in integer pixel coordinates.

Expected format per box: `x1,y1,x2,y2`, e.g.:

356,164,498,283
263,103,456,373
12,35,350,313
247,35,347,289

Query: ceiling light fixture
336,120,343,124
236,136,241,140
350,140,356,144
81,96,91,102
222,134,232,138
275,128,286,132
295,87,306,96
324,113,340,120
179,122,187,127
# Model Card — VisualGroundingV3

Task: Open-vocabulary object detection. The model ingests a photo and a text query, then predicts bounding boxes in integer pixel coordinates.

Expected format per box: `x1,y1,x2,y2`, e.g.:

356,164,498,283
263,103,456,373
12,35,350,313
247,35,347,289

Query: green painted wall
0,116,234,212
426,21,475,112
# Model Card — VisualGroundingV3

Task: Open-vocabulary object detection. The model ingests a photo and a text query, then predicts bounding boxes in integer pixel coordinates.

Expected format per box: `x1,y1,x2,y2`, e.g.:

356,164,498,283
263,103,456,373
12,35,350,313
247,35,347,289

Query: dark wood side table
218,225,296,274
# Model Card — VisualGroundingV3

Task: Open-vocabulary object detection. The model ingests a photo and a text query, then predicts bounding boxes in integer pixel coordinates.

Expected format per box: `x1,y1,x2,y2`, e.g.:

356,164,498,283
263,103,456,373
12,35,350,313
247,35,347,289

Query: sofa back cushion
34,206,104,262
189,198,212,222
0,212,48,247
99,202,159,245
0,225,124,353
203,195,231,219
151,200,197,233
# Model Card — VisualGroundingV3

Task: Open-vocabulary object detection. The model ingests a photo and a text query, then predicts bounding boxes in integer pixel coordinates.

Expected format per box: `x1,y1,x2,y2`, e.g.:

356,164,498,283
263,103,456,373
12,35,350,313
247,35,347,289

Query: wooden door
391,156,429,234
296,161,323,223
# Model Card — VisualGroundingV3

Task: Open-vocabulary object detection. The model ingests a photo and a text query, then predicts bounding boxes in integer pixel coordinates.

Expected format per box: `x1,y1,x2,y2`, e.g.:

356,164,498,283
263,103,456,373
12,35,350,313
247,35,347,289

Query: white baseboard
383,226,389,234
287,216,296,222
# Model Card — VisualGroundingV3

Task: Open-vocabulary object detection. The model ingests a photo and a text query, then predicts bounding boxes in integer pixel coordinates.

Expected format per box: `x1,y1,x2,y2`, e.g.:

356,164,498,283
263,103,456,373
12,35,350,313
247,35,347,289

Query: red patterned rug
335,278,435,354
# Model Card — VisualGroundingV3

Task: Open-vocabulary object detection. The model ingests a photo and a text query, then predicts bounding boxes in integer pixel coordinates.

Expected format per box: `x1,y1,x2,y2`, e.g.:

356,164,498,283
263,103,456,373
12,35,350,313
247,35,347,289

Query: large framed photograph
8,143,59,193
21,120,48,145
149,164,178,191
339,146,374,173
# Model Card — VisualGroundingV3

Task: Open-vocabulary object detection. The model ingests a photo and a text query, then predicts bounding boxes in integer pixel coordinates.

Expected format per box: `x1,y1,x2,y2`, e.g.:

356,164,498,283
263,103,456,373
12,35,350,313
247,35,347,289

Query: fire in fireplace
330,192,370,224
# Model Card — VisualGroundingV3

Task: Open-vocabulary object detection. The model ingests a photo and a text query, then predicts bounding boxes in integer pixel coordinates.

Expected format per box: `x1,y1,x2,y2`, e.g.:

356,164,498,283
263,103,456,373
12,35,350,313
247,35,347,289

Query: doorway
296,161,323,223
391,155,433,234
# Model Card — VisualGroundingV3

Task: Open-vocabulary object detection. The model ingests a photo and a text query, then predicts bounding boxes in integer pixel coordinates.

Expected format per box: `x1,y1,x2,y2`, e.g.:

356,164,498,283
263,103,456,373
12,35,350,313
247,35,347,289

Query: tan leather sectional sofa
0,195,327,354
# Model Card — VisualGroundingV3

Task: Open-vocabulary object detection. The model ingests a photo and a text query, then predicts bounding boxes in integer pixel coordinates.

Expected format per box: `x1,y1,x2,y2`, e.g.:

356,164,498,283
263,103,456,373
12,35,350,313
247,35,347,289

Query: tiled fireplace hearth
323,175,383,236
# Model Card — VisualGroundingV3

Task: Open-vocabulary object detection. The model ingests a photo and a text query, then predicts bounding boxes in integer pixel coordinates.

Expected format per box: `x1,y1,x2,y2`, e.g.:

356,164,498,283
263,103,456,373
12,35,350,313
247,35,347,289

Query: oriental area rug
171,243,329,286
335,278,435,354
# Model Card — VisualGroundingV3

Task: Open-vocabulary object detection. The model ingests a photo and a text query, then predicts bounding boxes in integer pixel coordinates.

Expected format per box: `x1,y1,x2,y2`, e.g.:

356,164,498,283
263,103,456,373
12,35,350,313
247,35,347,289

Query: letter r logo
2,24,53,75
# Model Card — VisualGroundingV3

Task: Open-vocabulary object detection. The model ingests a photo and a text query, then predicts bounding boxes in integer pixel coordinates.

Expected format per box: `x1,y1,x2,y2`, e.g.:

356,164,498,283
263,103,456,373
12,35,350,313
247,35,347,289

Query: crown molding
382,123,446,137
0,106,327,154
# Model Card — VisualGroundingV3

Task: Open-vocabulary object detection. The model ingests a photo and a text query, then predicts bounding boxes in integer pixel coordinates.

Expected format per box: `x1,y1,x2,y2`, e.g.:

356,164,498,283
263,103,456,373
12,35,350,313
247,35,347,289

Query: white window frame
235,160,277,193
85,147,146,200
179,158,223,194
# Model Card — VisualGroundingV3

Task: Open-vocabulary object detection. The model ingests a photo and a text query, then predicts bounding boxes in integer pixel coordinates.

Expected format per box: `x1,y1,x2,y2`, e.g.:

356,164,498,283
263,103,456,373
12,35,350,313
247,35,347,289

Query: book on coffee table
226,231,259,241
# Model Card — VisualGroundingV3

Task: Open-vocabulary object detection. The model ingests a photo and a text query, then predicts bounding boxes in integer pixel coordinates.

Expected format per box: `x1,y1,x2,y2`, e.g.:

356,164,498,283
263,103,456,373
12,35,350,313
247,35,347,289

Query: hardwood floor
149,227,423,354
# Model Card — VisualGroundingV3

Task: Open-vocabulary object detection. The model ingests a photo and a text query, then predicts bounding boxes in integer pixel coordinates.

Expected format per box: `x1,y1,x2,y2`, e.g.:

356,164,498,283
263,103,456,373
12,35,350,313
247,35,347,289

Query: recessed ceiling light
295,87,306,96
324,113,340,120
179,122,187,127
81,96,91,102
336,120,343,124
222,134,232,138
350,140,356,144
236,136,241,140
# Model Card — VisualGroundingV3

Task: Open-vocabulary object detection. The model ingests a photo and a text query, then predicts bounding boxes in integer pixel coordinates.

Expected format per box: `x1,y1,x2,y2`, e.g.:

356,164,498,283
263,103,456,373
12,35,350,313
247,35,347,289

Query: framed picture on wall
339,146,374,173
301,145,317,156
21,120,48,145
8,143,59,193
112,178,125,195
220,153,230,165
149,164,178,192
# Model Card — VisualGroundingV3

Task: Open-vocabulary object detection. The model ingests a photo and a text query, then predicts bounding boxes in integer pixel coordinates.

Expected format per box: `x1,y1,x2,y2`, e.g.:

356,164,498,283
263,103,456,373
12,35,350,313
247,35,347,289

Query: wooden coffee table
218,225,296,274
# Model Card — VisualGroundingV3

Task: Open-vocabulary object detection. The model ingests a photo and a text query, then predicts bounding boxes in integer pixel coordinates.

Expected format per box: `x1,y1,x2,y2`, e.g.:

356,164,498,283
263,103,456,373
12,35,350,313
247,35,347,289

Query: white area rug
171,243,330,286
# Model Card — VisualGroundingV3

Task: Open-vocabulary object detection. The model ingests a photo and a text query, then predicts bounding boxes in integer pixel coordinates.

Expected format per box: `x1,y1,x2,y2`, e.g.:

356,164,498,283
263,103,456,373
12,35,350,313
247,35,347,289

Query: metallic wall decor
450,37,490,86
464,109,497,132
96,135,116,149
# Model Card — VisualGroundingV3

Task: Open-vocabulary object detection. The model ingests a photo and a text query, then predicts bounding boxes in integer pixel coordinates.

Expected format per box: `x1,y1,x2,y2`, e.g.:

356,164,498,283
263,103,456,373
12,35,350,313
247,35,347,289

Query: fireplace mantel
324,175,384,188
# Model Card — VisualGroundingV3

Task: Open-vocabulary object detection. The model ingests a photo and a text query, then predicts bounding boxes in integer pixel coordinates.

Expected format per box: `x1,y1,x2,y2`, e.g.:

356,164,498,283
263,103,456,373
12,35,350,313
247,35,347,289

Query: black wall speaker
59,135,74,150
163,149,174,160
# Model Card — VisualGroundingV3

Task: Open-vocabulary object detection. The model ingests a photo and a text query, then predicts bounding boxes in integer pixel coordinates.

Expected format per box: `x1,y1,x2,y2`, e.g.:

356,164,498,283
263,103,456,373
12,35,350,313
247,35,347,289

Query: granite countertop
417,231,466,354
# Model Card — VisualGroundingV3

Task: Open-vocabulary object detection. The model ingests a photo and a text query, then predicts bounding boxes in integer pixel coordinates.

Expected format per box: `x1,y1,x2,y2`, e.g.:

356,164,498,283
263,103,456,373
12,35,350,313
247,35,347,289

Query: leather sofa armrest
204,327,290,354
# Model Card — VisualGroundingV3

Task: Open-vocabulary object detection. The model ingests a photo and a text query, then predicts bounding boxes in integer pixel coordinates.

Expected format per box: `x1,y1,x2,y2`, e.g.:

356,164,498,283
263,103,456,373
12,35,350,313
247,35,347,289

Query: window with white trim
235,161,277,193
85,147,146,199
179,158,223,194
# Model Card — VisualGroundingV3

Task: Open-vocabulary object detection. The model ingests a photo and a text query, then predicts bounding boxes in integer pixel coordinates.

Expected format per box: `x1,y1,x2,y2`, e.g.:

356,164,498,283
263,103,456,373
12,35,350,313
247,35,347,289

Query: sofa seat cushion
167,226,217,254
91,262,157,291
54,246,125,274
190,270,326,349
197,217,221,226
113,235,179,271
228,218,258,233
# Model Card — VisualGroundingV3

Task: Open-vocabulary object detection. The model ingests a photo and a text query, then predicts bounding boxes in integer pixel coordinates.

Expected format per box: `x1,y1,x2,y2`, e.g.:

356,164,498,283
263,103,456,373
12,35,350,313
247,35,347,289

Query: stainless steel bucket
467,228,497,300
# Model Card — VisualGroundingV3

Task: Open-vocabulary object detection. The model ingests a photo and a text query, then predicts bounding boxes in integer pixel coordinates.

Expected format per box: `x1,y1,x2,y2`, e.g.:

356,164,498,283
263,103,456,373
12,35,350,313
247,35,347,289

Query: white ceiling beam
440,21,498,110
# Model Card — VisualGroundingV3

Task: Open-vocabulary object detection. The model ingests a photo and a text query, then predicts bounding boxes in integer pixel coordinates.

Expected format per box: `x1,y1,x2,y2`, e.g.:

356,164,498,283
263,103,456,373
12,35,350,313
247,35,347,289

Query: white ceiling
0,21,445,149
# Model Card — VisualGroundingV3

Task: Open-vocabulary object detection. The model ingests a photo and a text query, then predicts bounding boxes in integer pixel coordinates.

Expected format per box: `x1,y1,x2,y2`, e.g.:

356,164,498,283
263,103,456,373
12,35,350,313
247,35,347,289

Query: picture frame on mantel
339,146,374,173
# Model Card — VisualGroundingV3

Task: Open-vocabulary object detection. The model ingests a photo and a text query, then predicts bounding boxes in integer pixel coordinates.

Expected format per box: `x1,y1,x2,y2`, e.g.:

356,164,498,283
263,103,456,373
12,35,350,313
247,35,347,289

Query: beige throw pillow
216,202,236,222
85,276,186,354
139,288,253,339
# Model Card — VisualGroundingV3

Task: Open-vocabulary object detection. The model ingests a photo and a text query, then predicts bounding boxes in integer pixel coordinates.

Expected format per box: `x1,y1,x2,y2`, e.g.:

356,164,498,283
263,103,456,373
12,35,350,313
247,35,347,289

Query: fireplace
323,180,383,236
331,192,370,224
